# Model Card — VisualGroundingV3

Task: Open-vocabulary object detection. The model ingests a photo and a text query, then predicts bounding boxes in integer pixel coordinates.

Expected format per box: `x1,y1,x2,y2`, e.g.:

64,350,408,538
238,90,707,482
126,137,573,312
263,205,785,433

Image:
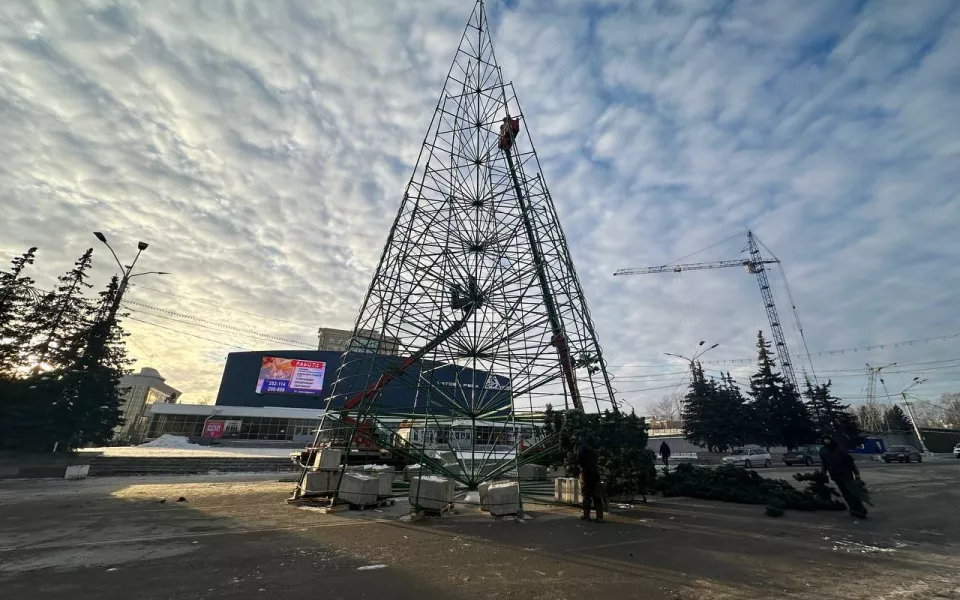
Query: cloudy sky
2,0,958,412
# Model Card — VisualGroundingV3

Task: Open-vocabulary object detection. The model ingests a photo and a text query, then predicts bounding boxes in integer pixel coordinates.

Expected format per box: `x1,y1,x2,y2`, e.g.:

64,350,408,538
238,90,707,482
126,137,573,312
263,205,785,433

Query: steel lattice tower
306,0,616,495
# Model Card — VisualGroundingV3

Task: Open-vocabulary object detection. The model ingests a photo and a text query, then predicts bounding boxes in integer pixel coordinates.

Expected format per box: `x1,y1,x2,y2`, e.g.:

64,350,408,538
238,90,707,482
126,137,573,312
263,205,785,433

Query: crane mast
614,230,802,393
745,231,798,393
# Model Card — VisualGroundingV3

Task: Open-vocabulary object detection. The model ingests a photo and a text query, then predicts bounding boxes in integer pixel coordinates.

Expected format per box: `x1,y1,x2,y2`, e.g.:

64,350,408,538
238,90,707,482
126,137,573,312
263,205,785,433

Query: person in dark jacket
819,434,867,518
659,441,672,470
578,436,603,522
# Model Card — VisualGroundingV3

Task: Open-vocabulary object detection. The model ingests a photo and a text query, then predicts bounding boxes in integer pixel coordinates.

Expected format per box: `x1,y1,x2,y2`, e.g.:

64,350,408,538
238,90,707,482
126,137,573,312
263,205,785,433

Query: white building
117,367,181,442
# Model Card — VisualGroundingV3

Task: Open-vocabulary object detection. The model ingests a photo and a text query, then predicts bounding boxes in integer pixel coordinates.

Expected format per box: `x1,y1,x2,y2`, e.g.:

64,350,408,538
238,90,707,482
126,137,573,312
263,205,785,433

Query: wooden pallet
416,502,454,516
287,495,397,514
286,494,334,506
348,497,396,511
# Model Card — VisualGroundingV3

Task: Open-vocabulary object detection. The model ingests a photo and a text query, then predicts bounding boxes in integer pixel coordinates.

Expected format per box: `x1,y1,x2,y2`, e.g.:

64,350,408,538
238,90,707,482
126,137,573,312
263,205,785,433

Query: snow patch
140,435,201,449
831,540,898,554
419,476,448,483
357,564,387,571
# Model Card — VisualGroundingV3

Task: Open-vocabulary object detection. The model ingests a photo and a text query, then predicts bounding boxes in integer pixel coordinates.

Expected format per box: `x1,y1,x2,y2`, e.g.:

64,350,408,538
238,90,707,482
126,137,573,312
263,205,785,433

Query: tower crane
614,230,813,394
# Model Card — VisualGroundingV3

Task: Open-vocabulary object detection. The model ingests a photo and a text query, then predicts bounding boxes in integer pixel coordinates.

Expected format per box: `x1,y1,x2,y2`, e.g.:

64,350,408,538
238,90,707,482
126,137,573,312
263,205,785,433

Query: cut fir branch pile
656,463,849,517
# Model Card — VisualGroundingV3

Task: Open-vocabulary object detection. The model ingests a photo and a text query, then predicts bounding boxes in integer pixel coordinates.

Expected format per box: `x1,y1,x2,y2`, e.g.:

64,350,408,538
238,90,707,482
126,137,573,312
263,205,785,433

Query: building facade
317,326,400,355
117,367,181,442
145,403,323,444
140,349,511,444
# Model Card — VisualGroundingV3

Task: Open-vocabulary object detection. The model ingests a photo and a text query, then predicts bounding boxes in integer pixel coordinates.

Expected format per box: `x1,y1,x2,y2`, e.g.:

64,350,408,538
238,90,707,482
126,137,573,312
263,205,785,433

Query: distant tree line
0,247,130,452
680,331,863,451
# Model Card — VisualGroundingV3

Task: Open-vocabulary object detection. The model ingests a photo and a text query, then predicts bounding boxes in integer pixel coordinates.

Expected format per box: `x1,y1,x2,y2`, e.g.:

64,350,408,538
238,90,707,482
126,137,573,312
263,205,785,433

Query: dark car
883,445,923,463
783,445,822,466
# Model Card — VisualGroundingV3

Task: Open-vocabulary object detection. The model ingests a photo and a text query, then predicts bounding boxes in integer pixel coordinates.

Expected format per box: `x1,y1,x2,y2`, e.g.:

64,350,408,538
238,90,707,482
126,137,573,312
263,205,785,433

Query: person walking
659,441,672,471
578,436,604,522
819,434,868,519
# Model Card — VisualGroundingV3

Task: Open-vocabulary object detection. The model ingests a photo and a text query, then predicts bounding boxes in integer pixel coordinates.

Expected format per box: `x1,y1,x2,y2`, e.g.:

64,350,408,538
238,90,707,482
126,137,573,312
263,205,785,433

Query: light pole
664,340,720,419
899,377,929,455
93,232,168,325
664,340,720,371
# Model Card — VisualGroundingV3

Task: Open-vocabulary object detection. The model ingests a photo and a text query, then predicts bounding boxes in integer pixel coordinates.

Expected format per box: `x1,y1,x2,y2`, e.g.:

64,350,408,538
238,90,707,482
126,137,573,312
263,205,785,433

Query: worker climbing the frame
578,434,603,522
498,116,520,151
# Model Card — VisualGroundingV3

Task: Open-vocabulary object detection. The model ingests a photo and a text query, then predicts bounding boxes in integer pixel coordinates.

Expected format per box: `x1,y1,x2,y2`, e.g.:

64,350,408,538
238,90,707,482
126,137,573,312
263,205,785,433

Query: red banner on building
203,420,225,439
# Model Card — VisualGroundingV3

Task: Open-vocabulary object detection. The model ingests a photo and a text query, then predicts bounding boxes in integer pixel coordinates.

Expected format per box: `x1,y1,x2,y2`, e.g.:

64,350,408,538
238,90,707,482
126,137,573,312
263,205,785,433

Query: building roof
121,367,180,398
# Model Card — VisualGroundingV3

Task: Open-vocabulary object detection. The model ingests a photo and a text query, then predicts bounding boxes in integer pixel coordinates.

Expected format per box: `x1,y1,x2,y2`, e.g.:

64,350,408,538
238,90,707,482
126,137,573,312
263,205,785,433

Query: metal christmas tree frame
300,1,616,500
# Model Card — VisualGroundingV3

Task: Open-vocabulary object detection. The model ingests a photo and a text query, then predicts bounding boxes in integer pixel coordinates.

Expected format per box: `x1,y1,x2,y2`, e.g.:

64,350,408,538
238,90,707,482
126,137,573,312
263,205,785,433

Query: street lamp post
899,377,929,455
93,232,168,326
663,340,720,420
664,340,720,372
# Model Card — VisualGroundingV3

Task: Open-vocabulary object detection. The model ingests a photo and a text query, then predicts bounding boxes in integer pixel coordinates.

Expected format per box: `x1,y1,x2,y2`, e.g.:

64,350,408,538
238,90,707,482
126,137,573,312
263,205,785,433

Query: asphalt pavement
1,462,958,599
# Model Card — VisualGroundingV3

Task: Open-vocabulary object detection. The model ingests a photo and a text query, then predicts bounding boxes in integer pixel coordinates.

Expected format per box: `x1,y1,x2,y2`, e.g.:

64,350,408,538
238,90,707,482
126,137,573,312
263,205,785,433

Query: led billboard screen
255,357,326,395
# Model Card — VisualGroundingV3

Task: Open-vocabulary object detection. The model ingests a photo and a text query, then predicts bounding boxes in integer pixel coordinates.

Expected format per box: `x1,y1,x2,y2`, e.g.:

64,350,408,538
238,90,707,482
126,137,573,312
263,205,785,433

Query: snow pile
140,435,200,449
420,475,449,483
79,443,292,458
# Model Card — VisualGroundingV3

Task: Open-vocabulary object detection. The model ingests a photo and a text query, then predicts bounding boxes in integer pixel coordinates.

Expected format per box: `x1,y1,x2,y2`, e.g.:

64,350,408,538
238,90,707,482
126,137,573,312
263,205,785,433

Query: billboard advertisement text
256,357,326,395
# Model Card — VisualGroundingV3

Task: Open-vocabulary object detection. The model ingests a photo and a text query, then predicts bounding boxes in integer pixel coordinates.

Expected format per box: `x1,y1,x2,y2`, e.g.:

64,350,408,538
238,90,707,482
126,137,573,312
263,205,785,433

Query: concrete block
555,477,580,505
517,464,547,480
64,465,90,480
377,472,393,497
435,451,457,466
312,448,343,470
364,464,394,474
339,473,379,506
478,482,491,511
409,476,454,511
403,464,424,482
303,470,337,495
487,481,521,516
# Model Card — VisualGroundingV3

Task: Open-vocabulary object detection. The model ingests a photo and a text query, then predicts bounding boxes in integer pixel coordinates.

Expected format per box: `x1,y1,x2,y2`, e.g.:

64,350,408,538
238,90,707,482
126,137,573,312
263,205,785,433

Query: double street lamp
93,232,168,325
664,340,720,370
663,340,720,420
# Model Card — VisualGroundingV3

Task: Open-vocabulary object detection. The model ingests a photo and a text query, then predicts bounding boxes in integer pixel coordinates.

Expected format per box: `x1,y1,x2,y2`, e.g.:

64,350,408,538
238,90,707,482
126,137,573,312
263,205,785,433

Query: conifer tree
59,275,132,447
0,247,37,376
748,331,816,450
24,249,95,371
884,404,913,432
681,363,733,451
803,378,862,445
717,372,750,449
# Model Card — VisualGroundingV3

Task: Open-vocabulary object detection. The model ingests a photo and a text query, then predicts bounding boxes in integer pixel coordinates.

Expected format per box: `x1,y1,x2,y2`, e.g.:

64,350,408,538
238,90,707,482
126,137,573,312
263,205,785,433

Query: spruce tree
884,405,913,432
718,372,750,448
61,275,131,447
0,247,37,376
681,363,733,452
747,331,816,450
681,362,710,448
804,378,863,445
24,248,95,371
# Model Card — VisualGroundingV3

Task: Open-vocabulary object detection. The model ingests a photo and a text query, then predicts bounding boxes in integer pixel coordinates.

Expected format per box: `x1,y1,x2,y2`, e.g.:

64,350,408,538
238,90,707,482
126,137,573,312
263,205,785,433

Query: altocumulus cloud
1,0,958,408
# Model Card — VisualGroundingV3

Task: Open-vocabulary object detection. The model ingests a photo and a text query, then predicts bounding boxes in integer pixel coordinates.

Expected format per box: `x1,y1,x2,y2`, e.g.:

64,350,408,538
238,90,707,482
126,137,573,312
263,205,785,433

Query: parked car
882,445,923,463
953,443,960,459
783,445,822,466
722,447,772,469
